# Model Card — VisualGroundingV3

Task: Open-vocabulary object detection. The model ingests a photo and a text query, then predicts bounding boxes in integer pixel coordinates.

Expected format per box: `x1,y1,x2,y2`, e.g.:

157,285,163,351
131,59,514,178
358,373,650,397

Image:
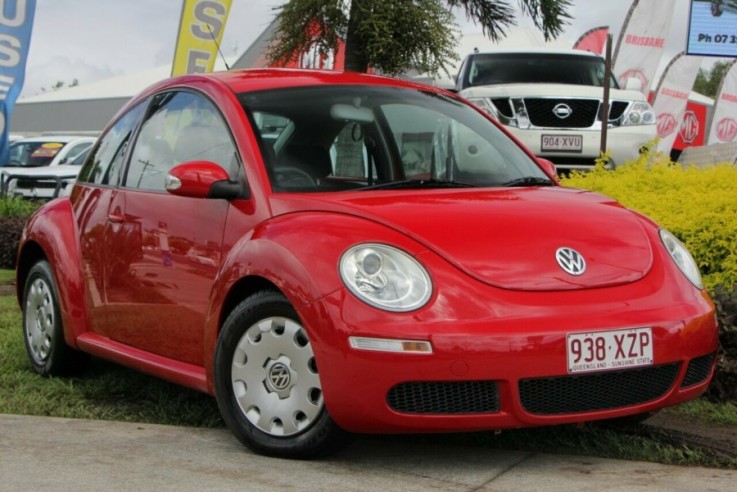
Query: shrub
0,197,41,270
709,284,737,402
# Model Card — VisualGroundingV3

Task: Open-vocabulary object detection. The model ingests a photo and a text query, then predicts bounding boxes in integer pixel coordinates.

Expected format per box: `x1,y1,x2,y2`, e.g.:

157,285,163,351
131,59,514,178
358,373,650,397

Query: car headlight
339,243,432,312
659,229,703,289
622,101,655,126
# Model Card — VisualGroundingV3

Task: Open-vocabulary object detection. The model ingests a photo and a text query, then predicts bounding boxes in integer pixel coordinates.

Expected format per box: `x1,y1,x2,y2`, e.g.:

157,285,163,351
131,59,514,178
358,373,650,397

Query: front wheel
214,290,351,458
22,260,88,376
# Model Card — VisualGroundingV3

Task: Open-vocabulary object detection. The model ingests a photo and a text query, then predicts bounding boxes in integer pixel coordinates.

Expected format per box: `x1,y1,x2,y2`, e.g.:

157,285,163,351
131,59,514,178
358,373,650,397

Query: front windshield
463,53,619,89
240,85,549,192
5,141,66,167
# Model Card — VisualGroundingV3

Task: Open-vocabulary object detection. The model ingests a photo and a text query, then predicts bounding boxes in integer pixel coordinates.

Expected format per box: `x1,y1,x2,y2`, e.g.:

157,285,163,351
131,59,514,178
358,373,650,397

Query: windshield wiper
500,176,554,187
358,179,477,191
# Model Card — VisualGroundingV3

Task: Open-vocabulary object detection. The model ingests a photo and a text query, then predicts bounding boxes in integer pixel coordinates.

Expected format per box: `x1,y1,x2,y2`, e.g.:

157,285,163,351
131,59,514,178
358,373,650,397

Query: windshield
462,53,619,89
5,141,66,167
240,85,549,192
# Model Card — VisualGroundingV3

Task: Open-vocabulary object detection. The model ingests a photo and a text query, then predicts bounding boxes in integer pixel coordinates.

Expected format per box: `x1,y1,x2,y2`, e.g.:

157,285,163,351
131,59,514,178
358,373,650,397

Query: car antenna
207,24,230,71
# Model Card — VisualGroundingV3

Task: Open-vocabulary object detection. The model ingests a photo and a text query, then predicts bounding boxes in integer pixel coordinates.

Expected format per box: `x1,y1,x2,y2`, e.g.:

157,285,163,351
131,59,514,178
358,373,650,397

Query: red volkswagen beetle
16,69,718,458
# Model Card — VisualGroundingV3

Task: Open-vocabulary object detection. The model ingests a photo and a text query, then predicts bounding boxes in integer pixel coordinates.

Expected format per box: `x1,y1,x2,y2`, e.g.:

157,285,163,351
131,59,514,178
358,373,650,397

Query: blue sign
0,0,36,164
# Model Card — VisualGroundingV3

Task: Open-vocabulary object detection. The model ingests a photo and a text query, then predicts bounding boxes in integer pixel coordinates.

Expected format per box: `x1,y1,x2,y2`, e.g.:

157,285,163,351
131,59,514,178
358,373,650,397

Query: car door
74,100,148,339
101,90,239,366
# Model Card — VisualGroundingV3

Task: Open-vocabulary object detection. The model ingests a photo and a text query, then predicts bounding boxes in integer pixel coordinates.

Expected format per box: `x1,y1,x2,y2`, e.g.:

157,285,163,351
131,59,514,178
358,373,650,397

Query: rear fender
17,198,87,348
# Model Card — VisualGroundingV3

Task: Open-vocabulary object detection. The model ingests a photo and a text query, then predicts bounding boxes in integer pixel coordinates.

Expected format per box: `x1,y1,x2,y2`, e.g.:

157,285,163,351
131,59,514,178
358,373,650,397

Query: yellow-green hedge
560,152,737,290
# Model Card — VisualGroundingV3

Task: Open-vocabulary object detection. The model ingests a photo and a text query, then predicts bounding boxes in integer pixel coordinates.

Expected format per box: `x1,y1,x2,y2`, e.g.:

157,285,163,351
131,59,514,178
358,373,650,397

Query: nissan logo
555,247,586,276
268,363,291,390
552,103,573,119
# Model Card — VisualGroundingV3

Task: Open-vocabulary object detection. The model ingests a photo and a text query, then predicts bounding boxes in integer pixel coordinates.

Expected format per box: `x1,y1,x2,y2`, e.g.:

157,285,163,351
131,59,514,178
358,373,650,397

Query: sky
21,0,718,98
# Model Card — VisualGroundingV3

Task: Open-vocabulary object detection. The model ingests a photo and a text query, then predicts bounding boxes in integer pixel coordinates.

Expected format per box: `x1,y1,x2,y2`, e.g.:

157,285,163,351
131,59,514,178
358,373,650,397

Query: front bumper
506,125,656,170
305,268,717,434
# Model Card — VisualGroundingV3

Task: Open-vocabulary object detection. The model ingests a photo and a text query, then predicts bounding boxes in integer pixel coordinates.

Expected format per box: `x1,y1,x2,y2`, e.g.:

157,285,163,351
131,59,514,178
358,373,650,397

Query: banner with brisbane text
0,0,36,164
171,0,233,77
612,0,675,96
652,52,703,154
707,60,737,145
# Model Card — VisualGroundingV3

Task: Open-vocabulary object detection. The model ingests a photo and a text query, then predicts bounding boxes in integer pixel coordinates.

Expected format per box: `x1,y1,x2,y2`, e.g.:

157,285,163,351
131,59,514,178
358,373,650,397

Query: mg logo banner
679,110,699,144
656,113,677,137
617,68,648,92
716,118,737,142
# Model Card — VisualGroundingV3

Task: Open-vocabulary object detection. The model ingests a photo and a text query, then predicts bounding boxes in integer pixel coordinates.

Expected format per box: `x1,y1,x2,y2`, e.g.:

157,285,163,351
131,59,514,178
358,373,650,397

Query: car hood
461,83,645,101
270,187,654,291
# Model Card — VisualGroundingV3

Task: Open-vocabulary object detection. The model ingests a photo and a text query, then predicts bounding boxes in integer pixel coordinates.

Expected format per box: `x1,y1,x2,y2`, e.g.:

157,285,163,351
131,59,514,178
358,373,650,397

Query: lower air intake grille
681,353,715,388
387,381,499,414
519,363,680,415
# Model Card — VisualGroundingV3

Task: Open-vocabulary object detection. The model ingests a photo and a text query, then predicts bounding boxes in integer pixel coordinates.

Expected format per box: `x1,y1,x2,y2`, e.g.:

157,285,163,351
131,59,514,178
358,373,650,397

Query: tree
693,61,733,99
268,0,572,75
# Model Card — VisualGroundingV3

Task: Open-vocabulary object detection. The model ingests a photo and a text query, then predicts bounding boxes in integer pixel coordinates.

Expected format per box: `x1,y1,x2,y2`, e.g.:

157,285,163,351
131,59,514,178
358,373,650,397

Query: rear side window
78,101,147,186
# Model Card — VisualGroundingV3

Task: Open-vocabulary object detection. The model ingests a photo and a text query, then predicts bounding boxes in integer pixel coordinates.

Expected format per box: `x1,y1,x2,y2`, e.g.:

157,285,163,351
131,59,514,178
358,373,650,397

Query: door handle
107,213,125,224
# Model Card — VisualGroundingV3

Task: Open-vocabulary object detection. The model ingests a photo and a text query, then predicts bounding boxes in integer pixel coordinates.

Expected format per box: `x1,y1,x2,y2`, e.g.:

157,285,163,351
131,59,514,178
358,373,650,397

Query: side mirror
624,77,643,92
165,161,244,199
537,158,559,182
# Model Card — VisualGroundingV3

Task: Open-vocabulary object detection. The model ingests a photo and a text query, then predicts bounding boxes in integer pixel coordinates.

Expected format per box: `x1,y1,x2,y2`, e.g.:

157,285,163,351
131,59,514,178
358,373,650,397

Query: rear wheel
23,261,88,376
214,290,351,458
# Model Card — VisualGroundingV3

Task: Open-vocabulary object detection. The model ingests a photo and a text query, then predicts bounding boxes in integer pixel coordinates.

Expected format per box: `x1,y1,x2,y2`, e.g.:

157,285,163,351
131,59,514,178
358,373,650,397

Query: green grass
0,295,221,427
0,291,735,467
666,399,737,426
0,269,14,285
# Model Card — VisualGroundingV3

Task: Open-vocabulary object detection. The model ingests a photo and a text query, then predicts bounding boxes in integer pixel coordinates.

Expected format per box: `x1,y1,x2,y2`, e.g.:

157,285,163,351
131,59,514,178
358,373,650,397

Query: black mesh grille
491,98,513,118
524,98,599,128
681,353,715,388
387,381,499,414
609,101,629,121
519,364,680,415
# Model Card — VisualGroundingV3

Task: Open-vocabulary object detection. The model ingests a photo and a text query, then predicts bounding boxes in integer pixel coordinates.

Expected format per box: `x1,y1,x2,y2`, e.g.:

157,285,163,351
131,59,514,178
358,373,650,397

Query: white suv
456,49,656,170
1,135,96,199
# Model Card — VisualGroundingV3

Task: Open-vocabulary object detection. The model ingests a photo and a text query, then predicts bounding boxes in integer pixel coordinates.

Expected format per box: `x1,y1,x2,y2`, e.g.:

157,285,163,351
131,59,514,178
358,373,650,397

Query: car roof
467,48,602,58
138,68,447,100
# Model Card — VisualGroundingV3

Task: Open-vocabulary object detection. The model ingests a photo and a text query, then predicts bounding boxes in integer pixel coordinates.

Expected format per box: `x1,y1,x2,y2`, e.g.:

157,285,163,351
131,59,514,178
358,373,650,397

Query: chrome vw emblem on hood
555,247,586,276
552,103,572,119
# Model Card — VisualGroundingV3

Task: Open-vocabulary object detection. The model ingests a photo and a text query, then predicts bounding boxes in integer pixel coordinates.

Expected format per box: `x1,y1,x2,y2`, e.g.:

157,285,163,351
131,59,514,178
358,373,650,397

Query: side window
126,91,237,192
62,142,93,163
78,102,146,186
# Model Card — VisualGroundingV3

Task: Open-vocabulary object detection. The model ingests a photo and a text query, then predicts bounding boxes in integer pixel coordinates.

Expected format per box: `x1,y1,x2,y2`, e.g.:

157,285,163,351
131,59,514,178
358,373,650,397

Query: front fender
18,198,87,348
202,211,431,388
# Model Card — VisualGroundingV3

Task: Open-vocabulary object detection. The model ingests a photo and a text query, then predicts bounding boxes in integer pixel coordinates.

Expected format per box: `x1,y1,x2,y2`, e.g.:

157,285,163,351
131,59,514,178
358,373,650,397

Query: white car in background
1,135,96,199
3,146,92,199
456,49,657,170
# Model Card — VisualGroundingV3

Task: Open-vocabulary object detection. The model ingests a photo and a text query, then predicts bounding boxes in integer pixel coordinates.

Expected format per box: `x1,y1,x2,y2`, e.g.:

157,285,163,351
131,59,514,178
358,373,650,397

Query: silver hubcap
25,278,55,363
231,316,323,436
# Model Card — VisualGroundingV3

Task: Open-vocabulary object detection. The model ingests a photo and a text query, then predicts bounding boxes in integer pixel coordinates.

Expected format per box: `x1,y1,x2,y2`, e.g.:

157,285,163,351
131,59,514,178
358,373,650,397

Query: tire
214,290,351,458
22,260,88,376
712,1,723,16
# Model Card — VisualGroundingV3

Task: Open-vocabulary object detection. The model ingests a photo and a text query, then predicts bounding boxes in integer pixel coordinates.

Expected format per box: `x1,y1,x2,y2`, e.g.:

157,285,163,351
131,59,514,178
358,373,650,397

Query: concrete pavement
1,413,735,491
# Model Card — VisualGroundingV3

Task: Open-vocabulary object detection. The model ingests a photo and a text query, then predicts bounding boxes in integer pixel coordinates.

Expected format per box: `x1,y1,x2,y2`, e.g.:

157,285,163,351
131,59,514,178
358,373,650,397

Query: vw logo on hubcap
268,363,291,390
555,247,586,276
552,103,572,119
